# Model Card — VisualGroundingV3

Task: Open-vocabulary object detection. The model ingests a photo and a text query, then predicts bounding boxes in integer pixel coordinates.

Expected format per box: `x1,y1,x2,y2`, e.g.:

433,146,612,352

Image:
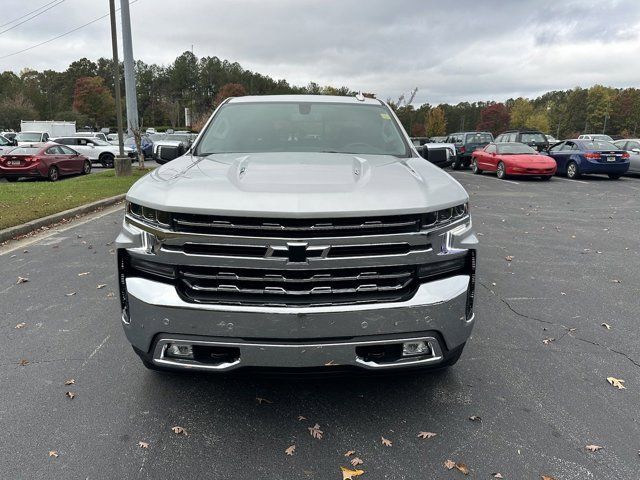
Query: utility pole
120,0,139,135
108,0,124,158
110,0,130,175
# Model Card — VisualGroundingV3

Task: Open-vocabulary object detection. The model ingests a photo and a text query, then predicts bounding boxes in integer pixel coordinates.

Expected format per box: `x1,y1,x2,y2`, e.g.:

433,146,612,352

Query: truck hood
126,152,469,217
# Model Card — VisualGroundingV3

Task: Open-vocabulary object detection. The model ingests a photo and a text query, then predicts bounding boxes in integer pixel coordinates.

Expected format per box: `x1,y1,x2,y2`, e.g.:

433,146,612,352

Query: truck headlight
126,201,172,229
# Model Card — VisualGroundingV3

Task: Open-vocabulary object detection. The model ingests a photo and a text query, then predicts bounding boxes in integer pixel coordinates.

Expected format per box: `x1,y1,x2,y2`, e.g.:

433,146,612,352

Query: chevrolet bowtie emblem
268,242,328,263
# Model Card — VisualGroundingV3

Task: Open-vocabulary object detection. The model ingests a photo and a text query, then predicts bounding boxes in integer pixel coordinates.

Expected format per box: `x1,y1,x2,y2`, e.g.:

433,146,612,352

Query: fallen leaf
298,415,307,421
493,474,504,479
18,359,29,366
418,431,437,439
469,415,481,422
137,441,149,449
560,292,566,296
308,423,323,439
381,436,392,447
350,457,364,467
324,360,339,366
256,397,273,405
542,338,555,345
15,322,26,329
65,292,76,297
285,445,296,456
344,450,355,457
48,450,59,458
65,391,75,400
585,444,603,452
601,323,611,330
491,282,497,286
455,463,470,475
64,379,75,385
106,292,115,298
96,284,107,289
541,476,558,480
610,279,621,284
607,377,626,389
16,276,29,284
444,459,456,470
505,255,514,262
78,272,90,276
340,467,364,480
171,426,187,435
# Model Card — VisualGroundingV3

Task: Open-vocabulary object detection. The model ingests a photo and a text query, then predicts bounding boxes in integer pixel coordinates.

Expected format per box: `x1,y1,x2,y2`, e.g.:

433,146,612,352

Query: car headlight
421,203,468,229
126,202,172,228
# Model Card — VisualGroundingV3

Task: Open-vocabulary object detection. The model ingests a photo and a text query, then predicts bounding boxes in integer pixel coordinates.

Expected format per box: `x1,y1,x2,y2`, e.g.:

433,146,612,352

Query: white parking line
553,176,589,185
451,171,520,185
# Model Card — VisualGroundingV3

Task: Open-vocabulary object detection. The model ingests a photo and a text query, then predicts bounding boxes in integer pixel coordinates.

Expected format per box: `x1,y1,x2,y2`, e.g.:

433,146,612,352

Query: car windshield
520,133,546,143
582,140,618,151
466,133,492,143
16,133,42,142
497,143,537,154
7,147,39,155
196,101,409,157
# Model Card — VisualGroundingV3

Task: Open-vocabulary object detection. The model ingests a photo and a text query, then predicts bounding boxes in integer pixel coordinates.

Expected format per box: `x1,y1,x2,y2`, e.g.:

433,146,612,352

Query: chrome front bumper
122,274,474,371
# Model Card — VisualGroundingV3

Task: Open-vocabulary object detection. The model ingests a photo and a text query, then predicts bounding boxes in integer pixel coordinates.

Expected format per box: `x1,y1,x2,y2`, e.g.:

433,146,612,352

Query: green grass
0,169,150,230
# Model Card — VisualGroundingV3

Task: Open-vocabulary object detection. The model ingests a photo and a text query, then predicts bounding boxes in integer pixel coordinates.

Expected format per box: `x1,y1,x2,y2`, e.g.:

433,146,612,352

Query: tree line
1,50,638,139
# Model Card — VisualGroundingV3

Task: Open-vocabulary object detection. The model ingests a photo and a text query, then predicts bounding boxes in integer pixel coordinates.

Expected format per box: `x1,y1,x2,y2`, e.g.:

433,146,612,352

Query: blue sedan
547,139,630,179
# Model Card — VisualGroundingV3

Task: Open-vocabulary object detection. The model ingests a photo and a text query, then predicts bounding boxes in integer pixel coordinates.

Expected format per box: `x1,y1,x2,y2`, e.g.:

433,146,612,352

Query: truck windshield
16,133,42,142
196,101,409,157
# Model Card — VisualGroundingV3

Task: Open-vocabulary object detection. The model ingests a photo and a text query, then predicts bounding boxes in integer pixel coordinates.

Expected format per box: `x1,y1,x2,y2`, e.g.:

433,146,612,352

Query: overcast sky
1,0,639,105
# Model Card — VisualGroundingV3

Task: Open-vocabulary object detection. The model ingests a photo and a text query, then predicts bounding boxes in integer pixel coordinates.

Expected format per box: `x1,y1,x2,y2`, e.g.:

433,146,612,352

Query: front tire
5,177,19,182
48,166,59,182
496,161,507,179
566,161,580,179
81,160,91,175
451,157,462,170
471,159,483,174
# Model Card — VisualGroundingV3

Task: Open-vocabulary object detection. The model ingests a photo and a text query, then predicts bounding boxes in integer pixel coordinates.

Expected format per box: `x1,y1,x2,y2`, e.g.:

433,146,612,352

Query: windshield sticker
380,113,391,120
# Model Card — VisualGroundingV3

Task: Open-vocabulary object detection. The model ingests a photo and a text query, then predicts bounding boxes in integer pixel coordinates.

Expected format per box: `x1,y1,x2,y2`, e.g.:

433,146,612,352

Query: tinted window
581,140,618,151
59,145,77,155
7,147,39,155
520,133,547,143
497,143,537,154
549,142,564,152
196,102,409,157
55,138,72,145
465,133,492,143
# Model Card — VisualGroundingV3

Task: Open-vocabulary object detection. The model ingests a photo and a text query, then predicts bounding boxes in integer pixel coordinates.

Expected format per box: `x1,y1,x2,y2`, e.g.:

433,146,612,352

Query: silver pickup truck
116,94,478,374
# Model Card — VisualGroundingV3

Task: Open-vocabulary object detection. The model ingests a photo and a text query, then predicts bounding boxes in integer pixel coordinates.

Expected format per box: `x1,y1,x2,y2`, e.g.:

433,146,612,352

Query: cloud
1,0,639,104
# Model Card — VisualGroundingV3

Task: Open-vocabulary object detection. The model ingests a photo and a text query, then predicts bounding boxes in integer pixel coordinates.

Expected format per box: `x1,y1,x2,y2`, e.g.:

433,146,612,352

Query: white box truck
20,120,76,137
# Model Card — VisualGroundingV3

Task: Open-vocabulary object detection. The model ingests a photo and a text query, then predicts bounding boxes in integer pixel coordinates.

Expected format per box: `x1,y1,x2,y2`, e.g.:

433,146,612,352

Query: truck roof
227,94,382,105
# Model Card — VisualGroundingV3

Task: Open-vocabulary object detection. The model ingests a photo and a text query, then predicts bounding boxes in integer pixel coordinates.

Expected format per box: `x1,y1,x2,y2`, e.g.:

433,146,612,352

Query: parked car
15,131,50,146
429,136,448,143
75,132,109,142
546,139,630,179
545,134,560,144
53,136,135,167
445,131,494,169
495,129,549,152
411,137,456,168
471,142,556,180
0,135,16,156
124,135,154,159
613,139,640,174
117,94,477,374
152,133,194,164
1,131,17,144
578,134,613,142
0,143,91,181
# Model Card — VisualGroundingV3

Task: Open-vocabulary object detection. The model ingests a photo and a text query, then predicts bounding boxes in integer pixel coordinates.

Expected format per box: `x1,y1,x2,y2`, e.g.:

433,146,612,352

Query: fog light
402,341,431,357
166,344,194,358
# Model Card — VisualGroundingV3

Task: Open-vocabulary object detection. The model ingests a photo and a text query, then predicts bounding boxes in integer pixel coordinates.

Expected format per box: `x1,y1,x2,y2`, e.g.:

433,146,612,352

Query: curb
0,194,126,244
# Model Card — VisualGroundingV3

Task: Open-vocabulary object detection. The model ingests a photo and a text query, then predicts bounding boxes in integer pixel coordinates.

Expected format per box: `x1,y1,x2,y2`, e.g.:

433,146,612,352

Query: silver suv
116,95,478,373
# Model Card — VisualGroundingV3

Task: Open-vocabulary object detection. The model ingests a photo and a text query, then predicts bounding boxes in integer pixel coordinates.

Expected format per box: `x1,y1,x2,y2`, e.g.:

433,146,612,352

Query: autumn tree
476,103,510,135
425,107,447,137
72,76,115,127
213,83,247,107
586,85,613,134
0,93,37,130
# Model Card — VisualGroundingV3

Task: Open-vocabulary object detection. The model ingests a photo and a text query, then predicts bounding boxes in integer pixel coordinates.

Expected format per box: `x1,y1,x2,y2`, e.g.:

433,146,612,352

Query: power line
0,0,138,61
0,0,66,36
0,0,61,28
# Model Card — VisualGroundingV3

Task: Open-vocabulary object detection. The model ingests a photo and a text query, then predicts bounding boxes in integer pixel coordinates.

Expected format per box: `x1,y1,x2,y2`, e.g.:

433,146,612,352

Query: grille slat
177,265,418,306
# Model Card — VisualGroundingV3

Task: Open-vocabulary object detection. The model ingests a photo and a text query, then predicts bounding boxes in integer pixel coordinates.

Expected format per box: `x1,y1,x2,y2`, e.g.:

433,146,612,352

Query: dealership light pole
108,0,124,158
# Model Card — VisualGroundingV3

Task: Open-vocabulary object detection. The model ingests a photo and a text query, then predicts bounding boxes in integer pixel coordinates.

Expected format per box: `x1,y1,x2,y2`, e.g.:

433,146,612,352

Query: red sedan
471,142,557,180
0,142,91,182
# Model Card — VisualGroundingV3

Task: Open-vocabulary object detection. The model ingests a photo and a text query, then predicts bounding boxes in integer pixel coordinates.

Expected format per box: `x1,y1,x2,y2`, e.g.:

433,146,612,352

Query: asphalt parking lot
1,171,639,479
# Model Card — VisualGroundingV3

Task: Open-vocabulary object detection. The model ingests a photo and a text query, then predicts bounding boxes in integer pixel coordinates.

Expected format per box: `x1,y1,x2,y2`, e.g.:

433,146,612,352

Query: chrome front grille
177,265,417,306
